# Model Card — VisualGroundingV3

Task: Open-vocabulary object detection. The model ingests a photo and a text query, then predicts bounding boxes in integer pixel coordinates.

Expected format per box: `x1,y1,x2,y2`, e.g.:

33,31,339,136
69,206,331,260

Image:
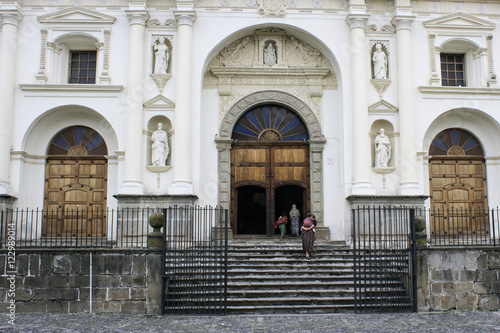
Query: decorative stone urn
148,213,164,248
415,215,427,247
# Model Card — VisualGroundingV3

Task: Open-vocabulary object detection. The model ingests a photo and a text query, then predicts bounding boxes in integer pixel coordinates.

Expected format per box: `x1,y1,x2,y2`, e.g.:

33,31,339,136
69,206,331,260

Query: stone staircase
226,238,358,314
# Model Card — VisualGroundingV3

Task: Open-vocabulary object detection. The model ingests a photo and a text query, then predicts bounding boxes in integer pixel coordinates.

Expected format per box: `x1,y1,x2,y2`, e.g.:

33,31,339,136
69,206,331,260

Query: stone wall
417,248,500,311
0,249,162,314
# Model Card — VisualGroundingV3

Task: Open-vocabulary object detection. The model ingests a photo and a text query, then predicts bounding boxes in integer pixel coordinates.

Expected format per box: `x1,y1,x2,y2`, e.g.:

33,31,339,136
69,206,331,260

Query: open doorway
274,185,306,235
236,186,267,235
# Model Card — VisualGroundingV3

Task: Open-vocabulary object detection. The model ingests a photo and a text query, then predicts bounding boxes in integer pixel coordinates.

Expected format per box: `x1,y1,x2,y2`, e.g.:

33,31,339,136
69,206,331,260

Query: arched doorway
43,126,108,237
230,104,310,236
428,128,488,236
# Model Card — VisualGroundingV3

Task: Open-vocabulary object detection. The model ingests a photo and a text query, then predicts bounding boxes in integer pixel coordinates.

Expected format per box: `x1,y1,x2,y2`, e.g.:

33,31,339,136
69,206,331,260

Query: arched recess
44,126,108,237
216,91,326,236
20,105,118,210
428,128,488,236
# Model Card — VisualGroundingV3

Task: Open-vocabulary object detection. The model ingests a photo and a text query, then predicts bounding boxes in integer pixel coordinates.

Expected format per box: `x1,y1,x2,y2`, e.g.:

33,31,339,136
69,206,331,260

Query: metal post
410,208,417,312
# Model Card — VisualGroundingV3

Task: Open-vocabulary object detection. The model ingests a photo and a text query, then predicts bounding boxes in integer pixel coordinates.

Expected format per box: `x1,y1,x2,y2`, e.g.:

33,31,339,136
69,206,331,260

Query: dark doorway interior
237,186,267,235
274,185,305,235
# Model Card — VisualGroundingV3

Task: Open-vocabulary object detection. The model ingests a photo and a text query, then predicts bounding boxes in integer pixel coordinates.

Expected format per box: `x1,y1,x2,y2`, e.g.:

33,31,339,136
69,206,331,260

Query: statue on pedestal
374,128,391,168
372,43,388,79
153,37,169,74
150,123,169,166
264,43,277,66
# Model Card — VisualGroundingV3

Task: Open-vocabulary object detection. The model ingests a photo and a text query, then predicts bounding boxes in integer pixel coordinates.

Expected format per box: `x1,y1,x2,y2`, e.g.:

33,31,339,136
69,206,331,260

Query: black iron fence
162,206,228,315
352,206,417,313
427,208,500,247
0,207,162,248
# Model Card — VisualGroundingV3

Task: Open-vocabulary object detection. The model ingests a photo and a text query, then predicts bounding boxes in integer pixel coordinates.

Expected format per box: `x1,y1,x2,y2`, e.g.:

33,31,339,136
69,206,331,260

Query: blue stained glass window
245,112,263,132
462,137,478,151
233,124,259,137
232,104,309,142
74,127,84,145
48,126,107,155
432,137,449,151
429,128,483,156
283,133,309,141
52,135,72,150
281,117,302,133
262,106,271,128
450,129,460,146
86,135,105,150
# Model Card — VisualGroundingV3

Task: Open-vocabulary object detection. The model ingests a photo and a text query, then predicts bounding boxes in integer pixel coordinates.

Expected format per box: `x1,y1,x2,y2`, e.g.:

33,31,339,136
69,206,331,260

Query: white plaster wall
6,5,500,241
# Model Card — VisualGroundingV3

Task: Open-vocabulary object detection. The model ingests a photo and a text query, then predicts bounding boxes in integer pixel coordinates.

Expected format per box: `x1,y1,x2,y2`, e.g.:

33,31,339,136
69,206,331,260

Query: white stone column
0,11,22,195
119,10,149,194
347,14,375,195
168,12,196,195
393,16,420,194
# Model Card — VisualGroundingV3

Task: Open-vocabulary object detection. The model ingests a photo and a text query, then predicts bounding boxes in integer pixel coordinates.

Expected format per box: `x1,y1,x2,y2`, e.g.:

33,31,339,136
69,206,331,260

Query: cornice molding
419,86,500,95
19,84,123,93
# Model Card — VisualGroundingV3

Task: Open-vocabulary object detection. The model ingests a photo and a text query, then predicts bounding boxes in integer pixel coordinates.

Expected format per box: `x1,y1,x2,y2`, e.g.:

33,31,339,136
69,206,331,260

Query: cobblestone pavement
1,311,500,333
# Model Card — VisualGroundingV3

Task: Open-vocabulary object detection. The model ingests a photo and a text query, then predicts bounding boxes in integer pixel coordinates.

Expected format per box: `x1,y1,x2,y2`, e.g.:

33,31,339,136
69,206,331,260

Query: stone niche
203,27,337,123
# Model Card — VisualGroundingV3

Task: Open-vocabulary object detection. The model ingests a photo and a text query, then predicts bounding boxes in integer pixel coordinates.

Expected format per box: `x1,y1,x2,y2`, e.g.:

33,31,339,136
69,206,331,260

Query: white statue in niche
153,37,169,74
150,123,169,166
372,43,387,79
264,43,277,65
374,128,391,168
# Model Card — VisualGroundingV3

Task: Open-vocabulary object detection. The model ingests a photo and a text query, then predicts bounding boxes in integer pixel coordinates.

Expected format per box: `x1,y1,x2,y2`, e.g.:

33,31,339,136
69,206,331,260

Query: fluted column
392,16,420,194
119,10,149,194
0,11,22,195
347,14,375,195
168,12,196,195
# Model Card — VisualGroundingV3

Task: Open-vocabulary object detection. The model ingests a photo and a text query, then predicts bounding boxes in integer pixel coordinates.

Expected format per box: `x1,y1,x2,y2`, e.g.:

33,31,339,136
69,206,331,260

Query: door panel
43,158,108,237
429,159,487,235
231,143,309,236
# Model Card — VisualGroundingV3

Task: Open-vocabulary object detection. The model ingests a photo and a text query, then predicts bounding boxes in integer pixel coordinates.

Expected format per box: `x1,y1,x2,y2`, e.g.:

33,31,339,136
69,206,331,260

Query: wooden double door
429,158,488,235
231,142,309,236
43,158,108,237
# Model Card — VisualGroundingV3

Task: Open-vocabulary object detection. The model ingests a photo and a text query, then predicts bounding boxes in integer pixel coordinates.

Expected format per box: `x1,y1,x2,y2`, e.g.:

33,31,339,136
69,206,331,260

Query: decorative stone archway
215,90,328,237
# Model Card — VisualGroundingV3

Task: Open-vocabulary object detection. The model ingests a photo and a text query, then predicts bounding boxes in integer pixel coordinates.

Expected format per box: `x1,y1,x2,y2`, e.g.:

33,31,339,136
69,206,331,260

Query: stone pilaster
168,11,197,195
0,9,22,196
392,15,420,195
119,9,149,195
347,12,375,195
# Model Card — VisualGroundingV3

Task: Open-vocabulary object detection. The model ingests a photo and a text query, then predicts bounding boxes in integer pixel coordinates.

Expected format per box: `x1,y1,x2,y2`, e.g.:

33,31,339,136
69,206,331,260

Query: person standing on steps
274,213,288,240
301,213,316,259
289,204,300,236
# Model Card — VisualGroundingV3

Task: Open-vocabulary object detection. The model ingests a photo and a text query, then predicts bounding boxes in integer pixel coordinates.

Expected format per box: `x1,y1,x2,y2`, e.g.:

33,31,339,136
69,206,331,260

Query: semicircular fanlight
429,128,483,157
231,105,309,142
48,126,108,156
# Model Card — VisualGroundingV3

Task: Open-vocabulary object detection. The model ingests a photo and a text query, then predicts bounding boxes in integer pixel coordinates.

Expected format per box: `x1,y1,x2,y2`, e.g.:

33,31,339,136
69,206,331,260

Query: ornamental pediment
369,99,398,113
38,6,116,25
144,95,175,109
423,13,494,31
204,28,336,91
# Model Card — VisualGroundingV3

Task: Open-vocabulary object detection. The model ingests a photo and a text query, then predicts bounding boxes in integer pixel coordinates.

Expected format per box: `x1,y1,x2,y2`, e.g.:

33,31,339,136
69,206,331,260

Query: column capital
346,15,369,30
0,12,23,27
174,11,197,26
391,16,415,31
125,10,149,26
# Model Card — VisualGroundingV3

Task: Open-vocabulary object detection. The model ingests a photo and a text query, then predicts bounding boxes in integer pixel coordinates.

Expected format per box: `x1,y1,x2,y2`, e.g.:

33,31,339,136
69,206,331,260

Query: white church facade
1,0,500,242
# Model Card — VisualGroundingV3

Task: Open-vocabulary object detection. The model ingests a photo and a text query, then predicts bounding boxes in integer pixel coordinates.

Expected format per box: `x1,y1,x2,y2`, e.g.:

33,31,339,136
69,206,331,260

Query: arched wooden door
428,128,488,236
230,104,310,237
43,126,108,237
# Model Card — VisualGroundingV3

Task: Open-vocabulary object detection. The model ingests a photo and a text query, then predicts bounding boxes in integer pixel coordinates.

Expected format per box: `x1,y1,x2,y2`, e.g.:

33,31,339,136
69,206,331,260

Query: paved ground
1,311,500,333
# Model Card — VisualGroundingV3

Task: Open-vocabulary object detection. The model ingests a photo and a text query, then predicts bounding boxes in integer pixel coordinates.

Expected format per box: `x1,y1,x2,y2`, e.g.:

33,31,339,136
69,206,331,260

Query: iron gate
161,206,228,315
352,206,417,313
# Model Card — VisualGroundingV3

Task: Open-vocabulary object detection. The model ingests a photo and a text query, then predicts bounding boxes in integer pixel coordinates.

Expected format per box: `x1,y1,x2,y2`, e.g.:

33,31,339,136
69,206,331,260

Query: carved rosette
258,0,286,16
